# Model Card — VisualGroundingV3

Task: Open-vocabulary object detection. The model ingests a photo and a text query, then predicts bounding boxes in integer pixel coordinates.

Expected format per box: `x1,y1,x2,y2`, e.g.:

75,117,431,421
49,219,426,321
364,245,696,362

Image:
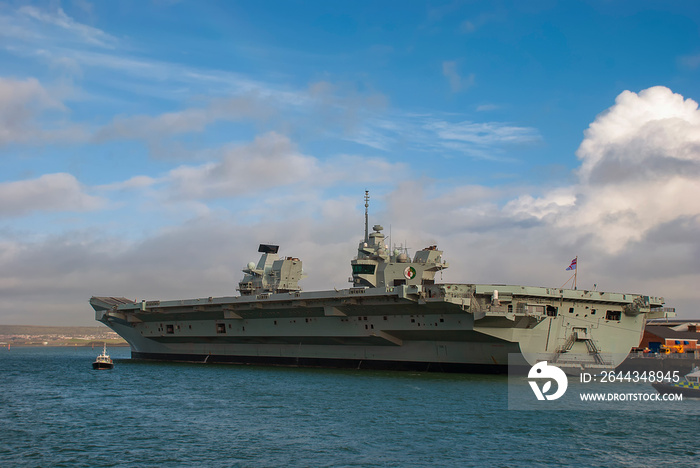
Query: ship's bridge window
352,264,376,275
546,305,558,317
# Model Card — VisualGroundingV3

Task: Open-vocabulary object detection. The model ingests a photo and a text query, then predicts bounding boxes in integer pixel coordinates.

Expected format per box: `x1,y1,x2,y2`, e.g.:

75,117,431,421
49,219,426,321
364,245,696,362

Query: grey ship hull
108,321,520,373
91,283,665,373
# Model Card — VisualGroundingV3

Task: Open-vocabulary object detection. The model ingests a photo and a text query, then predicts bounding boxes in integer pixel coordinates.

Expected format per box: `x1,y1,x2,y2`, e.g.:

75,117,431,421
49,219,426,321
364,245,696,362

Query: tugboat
92,343,114,370
652,367,700,398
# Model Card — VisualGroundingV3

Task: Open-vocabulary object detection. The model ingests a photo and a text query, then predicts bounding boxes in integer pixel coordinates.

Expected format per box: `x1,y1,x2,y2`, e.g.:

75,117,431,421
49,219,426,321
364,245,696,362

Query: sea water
1,346,698,467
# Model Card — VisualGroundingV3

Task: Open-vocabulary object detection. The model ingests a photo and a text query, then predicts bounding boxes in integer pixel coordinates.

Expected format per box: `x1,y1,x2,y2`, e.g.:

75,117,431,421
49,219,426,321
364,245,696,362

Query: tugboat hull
92,361,114,370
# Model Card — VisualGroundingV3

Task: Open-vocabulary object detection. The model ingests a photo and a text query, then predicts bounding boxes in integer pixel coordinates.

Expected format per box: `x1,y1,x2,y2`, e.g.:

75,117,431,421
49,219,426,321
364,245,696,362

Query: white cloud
165,132,407,202
93,95,276,144
166,132,319,199
88,79,390,157
425,120,541,146
576,87,700,185
504,189,576,221
510,86,700,253
96,175,159,191
0,5,295,107
0,77,84,145
16,6,118,49
0,173,103,217
338,110,541,160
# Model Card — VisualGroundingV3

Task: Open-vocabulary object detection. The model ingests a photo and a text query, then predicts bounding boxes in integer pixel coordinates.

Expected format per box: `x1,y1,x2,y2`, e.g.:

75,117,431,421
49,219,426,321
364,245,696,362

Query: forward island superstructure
91,193,669,373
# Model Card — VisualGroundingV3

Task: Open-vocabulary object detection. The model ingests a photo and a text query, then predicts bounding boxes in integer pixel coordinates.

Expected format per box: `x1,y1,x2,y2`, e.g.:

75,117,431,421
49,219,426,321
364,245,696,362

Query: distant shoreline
0,324,127,348
0,325,114,334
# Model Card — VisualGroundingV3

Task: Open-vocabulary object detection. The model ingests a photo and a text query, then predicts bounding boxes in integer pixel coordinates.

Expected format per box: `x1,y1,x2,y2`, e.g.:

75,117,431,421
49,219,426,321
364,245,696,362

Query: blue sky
1,0,700,325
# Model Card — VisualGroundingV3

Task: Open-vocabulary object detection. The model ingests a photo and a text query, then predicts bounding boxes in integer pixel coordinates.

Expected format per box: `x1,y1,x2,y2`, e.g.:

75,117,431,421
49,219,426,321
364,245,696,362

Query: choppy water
1,346,698,467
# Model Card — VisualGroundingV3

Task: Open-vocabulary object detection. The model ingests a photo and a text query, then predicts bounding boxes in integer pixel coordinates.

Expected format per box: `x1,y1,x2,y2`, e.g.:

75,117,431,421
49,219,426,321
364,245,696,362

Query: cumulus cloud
509,86,700,252
577,87,700,184
0,173,103,217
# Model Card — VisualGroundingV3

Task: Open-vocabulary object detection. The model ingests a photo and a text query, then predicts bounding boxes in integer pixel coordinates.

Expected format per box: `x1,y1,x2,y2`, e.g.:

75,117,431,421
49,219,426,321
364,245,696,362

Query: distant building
640,319,700,353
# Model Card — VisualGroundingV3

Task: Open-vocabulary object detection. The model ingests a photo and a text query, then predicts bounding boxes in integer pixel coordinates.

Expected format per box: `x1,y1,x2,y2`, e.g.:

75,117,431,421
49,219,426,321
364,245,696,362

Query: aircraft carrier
91,193,669,373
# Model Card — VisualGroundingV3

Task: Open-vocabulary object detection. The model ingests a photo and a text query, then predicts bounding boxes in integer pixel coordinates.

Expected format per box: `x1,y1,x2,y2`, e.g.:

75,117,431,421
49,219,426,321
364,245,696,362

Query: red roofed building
640,321,700,353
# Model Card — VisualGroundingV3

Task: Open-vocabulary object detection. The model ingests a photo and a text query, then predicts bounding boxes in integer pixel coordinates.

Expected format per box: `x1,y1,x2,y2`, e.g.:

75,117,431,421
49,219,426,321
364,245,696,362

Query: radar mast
364,190,370,243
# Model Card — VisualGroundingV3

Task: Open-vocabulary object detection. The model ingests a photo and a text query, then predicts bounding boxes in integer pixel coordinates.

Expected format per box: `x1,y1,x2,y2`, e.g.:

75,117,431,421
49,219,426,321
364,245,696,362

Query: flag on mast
566,257,577,271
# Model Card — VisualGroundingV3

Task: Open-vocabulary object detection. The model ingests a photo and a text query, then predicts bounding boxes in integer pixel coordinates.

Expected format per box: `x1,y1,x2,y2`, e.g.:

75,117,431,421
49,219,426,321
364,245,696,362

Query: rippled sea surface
1,346,699,467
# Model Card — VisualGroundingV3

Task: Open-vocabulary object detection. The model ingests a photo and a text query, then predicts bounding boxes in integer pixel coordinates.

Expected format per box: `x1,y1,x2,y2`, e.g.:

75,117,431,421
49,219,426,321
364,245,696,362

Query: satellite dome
247,262,256,270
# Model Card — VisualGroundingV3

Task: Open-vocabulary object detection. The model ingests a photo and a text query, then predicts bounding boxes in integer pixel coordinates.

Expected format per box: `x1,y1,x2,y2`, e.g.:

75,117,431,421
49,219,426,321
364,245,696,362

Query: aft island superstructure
91,194,669,373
